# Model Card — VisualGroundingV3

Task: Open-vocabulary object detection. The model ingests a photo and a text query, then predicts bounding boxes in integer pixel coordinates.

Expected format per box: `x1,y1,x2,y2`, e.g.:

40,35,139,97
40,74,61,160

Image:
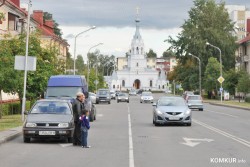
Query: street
0,93,250,167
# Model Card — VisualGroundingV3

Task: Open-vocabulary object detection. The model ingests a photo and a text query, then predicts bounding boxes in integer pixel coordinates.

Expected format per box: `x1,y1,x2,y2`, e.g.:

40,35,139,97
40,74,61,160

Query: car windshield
142,92,152,96
98,90,109,95
158,98,186,106
30,101,71,114
188,96,202,100
46,87,81,98
119,93,126,96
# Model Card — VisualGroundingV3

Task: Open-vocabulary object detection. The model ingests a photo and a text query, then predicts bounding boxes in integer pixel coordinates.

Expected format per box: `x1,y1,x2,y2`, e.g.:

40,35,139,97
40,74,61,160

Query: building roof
238,34,250,44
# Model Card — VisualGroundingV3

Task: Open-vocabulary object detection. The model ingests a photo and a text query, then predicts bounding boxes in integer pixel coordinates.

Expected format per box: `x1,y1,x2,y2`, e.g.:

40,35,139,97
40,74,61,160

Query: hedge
0,101,31,116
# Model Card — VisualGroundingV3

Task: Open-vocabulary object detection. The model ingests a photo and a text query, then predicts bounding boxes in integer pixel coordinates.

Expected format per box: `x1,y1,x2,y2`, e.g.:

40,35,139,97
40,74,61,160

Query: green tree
237,71,250,99
43,12,62,38
75,55,85,75
146,49,157,58
223,69,240,95
166,0,237,89
204,57,220,98
162,50,175,59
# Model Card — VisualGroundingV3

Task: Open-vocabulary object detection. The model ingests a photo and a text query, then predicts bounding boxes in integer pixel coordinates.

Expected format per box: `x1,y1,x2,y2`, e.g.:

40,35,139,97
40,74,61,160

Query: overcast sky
20,0,250,60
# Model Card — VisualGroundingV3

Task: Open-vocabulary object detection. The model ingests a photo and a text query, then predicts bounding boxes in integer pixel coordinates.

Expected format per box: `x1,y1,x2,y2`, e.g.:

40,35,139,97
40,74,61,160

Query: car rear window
30,101,71,114
188,96,201,100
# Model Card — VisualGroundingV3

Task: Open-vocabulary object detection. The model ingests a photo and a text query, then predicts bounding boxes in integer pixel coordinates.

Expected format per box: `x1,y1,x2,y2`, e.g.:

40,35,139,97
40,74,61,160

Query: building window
162,85,164,89
158,85,160,89
136,47,139,54
122,80,125,87
150,80,153,87
8,13,18,31
113,85,115,89
136,62,139,67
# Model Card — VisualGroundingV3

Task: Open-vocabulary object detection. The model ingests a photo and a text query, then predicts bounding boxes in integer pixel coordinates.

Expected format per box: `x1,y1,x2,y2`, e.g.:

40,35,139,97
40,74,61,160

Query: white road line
205,109,238,118
193,119,250,148
127,104,135,167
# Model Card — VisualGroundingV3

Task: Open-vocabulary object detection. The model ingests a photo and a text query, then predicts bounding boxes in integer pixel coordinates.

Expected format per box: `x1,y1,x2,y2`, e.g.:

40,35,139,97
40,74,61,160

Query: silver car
89,92,96,104
117,93,129,103
186,95,203,111
140,91,154,103
152,96,192,126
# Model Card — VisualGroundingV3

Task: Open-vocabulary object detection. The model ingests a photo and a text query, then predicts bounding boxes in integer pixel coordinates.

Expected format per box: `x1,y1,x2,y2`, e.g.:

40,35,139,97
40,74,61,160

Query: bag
81,125,88,132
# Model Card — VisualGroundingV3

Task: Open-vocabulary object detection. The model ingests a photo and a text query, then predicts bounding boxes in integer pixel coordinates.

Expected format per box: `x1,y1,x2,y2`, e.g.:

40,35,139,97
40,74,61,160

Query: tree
223,69,240,95
166,0,237,90
75,55,85,75
146,49,157,58
204,57,220,98
162,50,175,59
43,12,62,38
237,72,250,99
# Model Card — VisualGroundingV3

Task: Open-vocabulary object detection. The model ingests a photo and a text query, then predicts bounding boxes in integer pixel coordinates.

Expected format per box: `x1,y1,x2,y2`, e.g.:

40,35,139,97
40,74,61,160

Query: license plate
39,131,56,135
169,116,179,120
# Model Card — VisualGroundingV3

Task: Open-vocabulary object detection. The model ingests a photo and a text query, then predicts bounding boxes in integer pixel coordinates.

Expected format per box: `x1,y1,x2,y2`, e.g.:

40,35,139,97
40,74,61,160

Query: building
237,34,250,74
109,16,169,91
225,5,250,40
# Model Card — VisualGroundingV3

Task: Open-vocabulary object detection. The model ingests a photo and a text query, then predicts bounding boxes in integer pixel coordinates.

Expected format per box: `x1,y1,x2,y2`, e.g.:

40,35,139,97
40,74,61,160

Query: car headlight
58,123,69,128
26,123,37,127
185,109,191,115
156,109,163,115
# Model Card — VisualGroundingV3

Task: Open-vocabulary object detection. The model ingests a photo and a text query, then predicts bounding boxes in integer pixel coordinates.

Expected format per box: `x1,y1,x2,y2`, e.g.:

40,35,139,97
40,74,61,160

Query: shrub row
0,101,31,116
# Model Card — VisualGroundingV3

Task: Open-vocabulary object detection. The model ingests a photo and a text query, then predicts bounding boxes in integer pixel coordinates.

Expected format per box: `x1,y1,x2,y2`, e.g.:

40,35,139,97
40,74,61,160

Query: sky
20,0,250,61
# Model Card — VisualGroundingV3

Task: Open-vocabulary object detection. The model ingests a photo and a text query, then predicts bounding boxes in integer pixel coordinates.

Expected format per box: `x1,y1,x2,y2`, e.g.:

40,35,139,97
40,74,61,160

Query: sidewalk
0,126,22,145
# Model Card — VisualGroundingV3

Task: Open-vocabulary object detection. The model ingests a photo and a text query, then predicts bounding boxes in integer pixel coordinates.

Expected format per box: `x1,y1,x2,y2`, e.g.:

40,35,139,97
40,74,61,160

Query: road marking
205,109,238,118
59,143,72,147
193,119,250,148
127,104,135,167
181,137,214,147
97,114,104,117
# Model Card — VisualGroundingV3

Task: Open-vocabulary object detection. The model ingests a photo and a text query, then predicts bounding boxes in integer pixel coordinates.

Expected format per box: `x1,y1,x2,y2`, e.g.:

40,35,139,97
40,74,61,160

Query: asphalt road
0,93,249,167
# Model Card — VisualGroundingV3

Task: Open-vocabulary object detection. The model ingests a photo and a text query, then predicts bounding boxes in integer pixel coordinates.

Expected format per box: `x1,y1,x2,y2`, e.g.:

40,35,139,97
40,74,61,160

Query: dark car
117,93,129,103
96,89,111,104
23,99,74,143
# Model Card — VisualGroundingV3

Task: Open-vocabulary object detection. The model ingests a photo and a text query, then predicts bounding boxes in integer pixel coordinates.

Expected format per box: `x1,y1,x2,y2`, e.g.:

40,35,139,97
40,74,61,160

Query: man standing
72,92,85,145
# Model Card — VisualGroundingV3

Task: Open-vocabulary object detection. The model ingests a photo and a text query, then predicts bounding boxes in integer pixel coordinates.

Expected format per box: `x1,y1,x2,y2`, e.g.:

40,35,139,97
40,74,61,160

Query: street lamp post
87,43,103,89
21,0,31,122
73,26,96,75
189,53,201,95
206,42,223,103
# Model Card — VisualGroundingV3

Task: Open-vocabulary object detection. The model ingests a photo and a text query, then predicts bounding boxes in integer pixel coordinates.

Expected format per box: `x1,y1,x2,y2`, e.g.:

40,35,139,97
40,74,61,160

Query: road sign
217,76,225,84
14,55,37,71
180,137,214,147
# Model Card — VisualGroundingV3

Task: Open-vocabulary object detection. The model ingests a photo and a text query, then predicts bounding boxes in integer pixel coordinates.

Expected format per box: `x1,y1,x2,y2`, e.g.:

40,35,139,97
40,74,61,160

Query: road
0,93,249,167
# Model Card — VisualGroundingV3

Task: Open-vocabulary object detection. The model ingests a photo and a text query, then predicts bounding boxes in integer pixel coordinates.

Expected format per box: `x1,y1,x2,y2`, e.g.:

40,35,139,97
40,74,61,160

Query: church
107,15,169,92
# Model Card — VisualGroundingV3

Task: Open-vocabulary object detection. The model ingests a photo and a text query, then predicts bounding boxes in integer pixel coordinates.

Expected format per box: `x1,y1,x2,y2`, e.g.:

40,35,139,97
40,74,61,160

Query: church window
162,85,165,89
122,80,125,87
136,47,139,54
117,85,119,89
150,80,153,87
113,85,115,89
158,85,160,89
136,62,139,67
141,47,143,54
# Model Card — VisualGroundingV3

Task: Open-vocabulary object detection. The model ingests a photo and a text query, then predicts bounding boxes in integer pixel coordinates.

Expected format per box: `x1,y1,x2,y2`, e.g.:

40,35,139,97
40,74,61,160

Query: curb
0,127,22,145
208,102,250,111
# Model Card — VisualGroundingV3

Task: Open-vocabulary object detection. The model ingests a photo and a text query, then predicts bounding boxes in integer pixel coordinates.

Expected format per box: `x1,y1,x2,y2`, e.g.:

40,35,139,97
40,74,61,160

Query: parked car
129,89,137,96
152,96,192,126
89,92,96,104
96,89,111,104
23,99,74,143
140,91,154,103
186,95,203,111
117,93,129,103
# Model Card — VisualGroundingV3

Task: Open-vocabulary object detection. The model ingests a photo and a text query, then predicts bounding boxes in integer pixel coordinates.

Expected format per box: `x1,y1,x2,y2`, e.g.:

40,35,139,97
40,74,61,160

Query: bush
0,101,31,116
245,95,250,103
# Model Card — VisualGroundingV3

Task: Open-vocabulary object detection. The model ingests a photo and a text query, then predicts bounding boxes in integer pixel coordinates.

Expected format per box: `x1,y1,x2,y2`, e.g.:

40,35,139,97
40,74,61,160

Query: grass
205,99,250,108
0,115,23,131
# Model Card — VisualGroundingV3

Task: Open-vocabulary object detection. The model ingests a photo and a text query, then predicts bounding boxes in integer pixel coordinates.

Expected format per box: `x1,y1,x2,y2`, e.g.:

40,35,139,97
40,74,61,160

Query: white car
140,91,154,103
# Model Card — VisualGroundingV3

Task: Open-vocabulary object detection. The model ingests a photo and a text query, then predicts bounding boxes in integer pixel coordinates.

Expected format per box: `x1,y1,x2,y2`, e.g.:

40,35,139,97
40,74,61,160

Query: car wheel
186,123,192,126
94,115,96,120
96,101,99,104
108,101,111,104
67,137,73,143
153,118,155,125
199,109,203,111
127,101,129,103
140,101,142,103
117,100,119,103
23,137,30,143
